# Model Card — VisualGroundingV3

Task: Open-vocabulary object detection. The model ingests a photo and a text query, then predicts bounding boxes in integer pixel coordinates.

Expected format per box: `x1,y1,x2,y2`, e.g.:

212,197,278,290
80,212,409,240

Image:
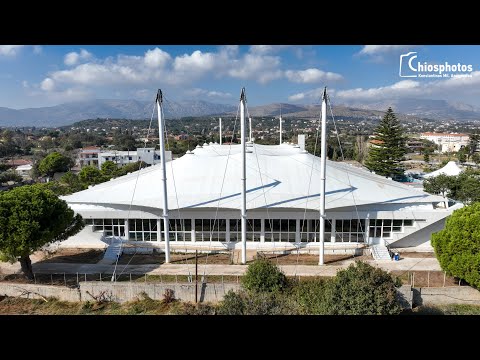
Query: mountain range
0,98,479,128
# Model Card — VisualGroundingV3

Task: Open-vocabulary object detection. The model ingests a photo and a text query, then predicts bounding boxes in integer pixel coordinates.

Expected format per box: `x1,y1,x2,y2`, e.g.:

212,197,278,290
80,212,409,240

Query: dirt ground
118,252,232,265
28,248,376,266
390,270,463,287
34,249,105,264
117,252,367,266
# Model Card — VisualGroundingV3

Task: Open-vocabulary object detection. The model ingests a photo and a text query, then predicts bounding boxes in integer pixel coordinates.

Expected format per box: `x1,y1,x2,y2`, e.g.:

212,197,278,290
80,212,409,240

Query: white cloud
228,53,283,84
249,45,291,54
285,68,343,83
173,50,216,79
144,48,171,68
187,88,232,98
0,45,25,56
64,49,93,66
40,78,55,91
40,46,290,101
335,73,480,103
288,87,328,102
358,45,415,56
22,80,29,88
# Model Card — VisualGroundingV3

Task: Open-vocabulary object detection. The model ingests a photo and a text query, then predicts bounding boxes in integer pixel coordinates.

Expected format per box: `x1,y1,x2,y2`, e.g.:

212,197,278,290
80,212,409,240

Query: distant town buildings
420,132,469,153
78,146,101,168
77,146,172,169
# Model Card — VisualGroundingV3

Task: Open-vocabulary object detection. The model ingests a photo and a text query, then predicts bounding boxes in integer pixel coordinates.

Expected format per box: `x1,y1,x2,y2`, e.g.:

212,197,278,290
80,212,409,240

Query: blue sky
1,45,480,109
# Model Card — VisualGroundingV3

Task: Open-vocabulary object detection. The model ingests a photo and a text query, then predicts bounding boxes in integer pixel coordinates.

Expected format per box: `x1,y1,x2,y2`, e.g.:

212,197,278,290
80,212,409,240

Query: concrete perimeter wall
0,282,240,304
2,282,479,307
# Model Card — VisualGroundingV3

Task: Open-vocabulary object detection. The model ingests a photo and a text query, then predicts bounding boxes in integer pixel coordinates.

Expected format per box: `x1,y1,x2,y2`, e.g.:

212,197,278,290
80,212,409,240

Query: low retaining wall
0,283,80,302
0,282,241,303
413,286,480,306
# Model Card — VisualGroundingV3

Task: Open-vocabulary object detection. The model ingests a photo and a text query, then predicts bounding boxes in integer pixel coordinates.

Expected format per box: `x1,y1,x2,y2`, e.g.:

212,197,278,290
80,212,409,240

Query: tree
59,172,86,194
38,152,73,177
432,203,480,289
423,174,457,198
78,166,106,186
472,153,480,165
365,107,407,177
354,135,368,163
0,170,22,183
423,150,430,164
0,185,84,279
116,161,148,176
321,261,402,315
468,133,480,160
241,258,287,293
101,160,118,178
457,148,467,164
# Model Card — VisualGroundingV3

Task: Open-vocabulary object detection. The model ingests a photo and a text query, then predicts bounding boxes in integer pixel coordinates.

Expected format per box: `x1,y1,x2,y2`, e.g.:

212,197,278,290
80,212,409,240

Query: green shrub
241,259,287,293
322,261,402,315
217,290,245,315
432,203,480,289
292,278,328,314
217,289,297,315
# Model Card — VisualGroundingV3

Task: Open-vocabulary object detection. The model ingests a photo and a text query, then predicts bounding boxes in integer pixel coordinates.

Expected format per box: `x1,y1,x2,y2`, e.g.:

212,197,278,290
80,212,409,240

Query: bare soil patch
390,270,464,287
36,249,104,264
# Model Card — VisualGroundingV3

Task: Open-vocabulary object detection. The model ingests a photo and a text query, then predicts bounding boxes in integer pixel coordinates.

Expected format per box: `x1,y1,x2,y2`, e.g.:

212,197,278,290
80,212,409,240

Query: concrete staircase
98,237,124,264
371,244,392,261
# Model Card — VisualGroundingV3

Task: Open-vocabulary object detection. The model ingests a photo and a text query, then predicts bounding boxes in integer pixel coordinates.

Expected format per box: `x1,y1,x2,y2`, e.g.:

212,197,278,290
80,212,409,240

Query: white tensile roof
423,161,462,178
63,143,444,211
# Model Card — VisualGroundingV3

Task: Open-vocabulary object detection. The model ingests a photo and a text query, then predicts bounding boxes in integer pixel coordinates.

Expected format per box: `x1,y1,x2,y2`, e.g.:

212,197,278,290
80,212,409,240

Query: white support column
365,218,370,245
124,219,129,240
319,87,327,266
156,89,170,263
260,218,265,243
296,219,300,243
331,219,336,243
240,88,247,265
219,118,222,145
191,218,196,242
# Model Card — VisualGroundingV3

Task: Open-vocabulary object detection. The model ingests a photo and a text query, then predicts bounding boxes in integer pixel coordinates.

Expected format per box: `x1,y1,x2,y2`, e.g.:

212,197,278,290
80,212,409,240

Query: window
128,218,160,242
194,219,227,242
368,219,414,239
336,219,365,242
91,219,125,238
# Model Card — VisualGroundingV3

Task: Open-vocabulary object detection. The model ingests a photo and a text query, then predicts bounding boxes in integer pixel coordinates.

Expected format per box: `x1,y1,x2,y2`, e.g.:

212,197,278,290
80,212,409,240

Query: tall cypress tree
365,107,406,177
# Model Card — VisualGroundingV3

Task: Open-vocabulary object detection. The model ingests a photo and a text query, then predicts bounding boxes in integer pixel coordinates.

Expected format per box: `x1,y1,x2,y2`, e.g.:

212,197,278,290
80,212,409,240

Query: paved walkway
0,257,441,277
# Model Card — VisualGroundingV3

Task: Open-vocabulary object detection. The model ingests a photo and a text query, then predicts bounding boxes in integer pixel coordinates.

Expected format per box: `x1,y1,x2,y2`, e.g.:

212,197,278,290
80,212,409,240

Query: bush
291,278,328,315
241,259,287,293
162,288,176,304
0,170,22,183
432,203,480,289
217,289,298,315
217,290,245,315
321,261,402,315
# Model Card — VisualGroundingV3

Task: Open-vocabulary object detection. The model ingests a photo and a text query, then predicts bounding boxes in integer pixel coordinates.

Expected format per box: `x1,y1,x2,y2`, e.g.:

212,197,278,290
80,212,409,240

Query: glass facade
369,219,415,239
83,217,416,243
